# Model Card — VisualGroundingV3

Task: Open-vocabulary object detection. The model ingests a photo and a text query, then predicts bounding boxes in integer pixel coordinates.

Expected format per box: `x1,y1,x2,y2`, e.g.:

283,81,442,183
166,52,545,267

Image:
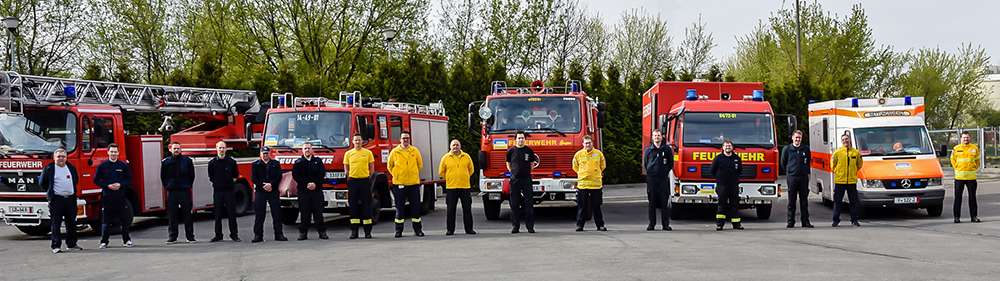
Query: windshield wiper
525,127,566,137
268,145,296,152
733,143,774,149
489,128,519,134
684,143,723,148
311,144,336,152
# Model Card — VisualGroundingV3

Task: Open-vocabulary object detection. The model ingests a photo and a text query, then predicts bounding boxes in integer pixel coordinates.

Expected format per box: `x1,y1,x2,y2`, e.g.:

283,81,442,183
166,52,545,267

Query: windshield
682,112,774,148
263,112,351,148
855,126,934,156
0,111,77,154
487,97,582,133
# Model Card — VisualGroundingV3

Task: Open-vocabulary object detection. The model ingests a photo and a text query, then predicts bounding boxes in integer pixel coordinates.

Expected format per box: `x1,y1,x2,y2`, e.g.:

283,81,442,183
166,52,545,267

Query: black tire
421,184,436,214
822,197,834,207
483,197,502,220
669,203,683,220
926,204,943,217
281,208,299,225
756,204,772,220
17,223,51,236
233,184,252,215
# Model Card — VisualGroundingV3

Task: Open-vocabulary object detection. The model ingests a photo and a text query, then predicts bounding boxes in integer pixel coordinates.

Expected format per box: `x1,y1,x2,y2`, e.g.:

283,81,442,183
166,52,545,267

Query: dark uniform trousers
576,189,605,228
509,177,535,229
954,180,978,219
392,184,422,231
100,200,131,244
253,191,282,238
167,189,195,241
786,175,811,225
832,184,861,224
298,189,327,235
716,184,741,226
213,191,239,238
49,195,79,249
646,176,670,227
348,178,374,227
446,189,474,233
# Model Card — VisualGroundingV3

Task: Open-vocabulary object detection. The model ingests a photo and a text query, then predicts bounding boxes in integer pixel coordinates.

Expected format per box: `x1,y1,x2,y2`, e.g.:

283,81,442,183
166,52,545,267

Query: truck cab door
79,114,120,191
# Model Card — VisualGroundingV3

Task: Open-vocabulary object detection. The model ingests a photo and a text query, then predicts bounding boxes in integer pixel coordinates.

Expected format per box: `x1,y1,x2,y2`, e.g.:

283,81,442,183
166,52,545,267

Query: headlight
927,178,943,186
562,181,577,190
334,191,348,200
484,181,503,191
861,179,883,189
759,185,776,196
681,185,698,194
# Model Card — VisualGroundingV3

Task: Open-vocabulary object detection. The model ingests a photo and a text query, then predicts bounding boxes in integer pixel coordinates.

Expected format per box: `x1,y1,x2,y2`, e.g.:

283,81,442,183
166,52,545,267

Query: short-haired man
161,142,197,243
951,132,981,223
208,141,241,242
41,148,83,253
573,135,607,232
711,139,743,231
387,131,425,238
506,131,539,234
95,144,134,248
781,130,813,228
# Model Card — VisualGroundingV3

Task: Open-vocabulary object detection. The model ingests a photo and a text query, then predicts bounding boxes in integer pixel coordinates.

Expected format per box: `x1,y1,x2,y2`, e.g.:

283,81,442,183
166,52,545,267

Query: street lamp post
381,28,397,59
3,16,20,72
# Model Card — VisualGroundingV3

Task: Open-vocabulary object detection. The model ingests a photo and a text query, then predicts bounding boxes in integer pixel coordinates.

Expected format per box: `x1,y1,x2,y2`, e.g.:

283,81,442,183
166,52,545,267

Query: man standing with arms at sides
573,135,607,232
251,147,287,243
95,144,134,249
208,141,241,242
951,131,981,223
41,148,83,253
711,140,744,231
387,131,425,238
831,131,863,227
644,129,673,231
439,139,477,236
781,130,813,228
293,143,329,240
506,131,539,234
344,134,376,239
161,142,197,244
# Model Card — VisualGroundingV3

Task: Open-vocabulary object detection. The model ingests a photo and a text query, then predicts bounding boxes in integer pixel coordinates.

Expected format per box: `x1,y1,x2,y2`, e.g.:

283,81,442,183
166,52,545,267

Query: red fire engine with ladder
0,71,262,236
265,91,448,224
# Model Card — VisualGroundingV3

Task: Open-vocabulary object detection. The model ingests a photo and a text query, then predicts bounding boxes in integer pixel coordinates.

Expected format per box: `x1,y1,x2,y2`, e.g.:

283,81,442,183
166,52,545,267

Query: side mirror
777,114,798,137
937,145,948,157
468,101,484,137
596,102,607,128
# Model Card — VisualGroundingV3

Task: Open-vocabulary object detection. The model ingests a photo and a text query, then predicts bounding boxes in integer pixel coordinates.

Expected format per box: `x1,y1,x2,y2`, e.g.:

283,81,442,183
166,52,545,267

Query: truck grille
881,178,929,189
700,164,757,179
489,151,575,173
0,172,45,193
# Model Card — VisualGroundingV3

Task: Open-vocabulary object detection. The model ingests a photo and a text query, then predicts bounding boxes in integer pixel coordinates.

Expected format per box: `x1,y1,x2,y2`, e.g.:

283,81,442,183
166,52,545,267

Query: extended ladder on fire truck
271,91,445,116
0,71,259,116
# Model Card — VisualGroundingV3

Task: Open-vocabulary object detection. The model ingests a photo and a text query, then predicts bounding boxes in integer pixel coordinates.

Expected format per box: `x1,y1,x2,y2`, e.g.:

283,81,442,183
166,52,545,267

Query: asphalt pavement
1,175,998,281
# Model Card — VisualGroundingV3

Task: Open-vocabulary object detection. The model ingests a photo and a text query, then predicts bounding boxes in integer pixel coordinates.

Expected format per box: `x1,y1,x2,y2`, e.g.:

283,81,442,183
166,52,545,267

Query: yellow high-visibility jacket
573,149,606,189
950,143,980,180
831,147,863,185
388,145,422,186
439,152,474,189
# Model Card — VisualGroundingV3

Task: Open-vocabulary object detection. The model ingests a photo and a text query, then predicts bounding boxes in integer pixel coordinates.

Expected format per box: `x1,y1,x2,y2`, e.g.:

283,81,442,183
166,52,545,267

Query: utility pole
795,0,802,72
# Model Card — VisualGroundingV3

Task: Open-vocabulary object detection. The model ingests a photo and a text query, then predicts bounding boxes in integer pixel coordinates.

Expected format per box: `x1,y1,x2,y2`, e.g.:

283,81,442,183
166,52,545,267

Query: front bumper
479,178,578,202
857,186,946,208
0,199,88,226
670,181,780,205
279,190,347,209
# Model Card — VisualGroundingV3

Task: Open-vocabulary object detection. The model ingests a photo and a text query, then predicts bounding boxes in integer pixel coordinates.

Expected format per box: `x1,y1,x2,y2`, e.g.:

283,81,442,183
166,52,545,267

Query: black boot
733,222,744,230
349,225,359,240
394,223,404,238
363,225,373,239
413,221,425,237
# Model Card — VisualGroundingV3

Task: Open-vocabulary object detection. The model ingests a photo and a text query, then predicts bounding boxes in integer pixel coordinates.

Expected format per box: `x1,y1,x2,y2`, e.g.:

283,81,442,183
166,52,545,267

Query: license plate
533,186,543,192
894,197,918,204
8,206,32,214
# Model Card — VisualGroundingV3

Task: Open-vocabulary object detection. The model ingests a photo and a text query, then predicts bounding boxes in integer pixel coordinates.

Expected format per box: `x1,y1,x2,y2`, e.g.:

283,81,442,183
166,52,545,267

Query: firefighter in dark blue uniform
711,139,743,231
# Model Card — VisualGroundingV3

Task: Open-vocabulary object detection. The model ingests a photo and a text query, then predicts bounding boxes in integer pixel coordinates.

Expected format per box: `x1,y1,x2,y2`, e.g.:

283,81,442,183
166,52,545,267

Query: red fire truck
0,72,262,236
265,92,448,224
641,81,794,219
469,81,605,220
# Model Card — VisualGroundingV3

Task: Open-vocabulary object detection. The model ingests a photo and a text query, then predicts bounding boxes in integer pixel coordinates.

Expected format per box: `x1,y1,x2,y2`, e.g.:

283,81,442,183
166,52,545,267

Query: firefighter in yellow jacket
831,131,863,227
573,135,607,231
387,131,425,238
439,139,477,235
950,131,981,223
344,134,376,239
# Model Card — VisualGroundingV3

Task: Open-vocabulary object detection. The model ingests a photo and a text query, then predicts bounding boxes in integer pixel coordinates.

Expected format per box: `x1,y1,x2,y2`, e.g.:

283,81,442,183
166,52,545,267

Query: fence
928,127,998,169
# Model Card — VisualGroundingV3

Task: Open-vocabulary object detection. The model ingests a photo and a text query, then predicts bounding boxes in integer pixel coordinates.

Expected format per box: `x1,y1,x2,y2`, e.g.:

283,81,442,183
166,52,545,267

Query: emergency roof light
63,85,76,100
752,90,764,101
685,89,697,101
904,96,912,105
851,98,859,108
569,81,581,93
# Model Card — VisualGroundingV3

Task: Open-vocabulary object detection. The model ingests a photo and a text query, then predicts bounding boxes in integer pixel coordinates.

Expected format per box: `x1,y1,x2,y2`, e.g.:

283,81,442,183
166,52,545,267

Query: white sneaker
51,248,61,254
124,240,134,248
99,243,108,249
186,239,197,244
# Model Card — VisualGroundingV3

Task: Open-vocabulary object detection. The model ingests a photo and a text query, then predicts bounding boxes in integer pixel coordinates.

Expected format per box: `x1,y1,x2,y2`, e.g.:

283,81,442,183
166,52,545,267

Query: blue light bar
685,89,697,101
503,171,511,177
687,166,697,173
64,85,76,100
278,96,286,107
347,95,354,106
851,98,859,108
752,90,764,101
492,82,504,93
904,96,912,105
553,171,563,178
762,167,771,173
569,81,580,92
